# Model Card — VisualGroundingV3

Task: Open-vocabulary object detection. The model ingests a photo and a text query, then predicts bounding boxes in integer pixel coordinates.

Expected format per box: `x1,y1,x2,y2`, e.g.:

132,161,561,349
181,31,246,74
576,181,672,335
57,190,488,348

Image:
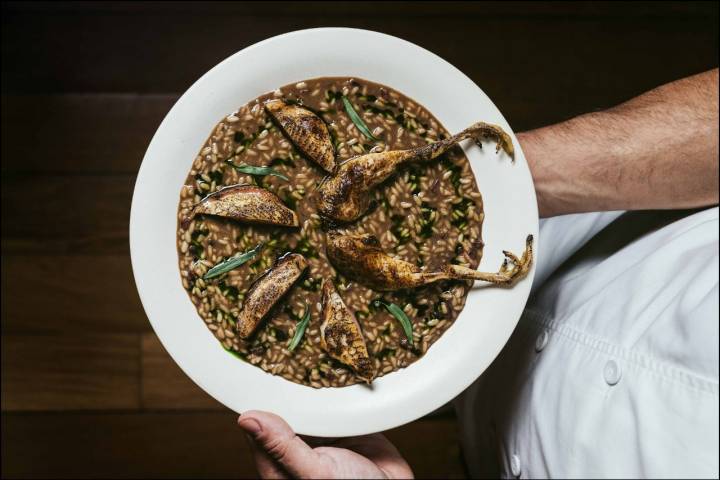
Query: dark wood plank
3,1,716,17
0,411,254,479
1,411,462,479
141,333,225,410
1,334,140,411
1,94,175,175
2,5,717,125
0,3,715,479
3,51,720,178
1,174,133,254
1,254,148,333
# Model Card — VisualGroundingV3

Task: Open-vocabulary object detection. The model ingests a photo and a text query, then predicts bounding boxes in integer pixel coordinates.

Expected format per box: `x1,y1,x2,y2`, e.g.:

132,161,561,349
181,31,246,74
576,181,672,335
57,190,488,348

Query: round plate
130,27,538,437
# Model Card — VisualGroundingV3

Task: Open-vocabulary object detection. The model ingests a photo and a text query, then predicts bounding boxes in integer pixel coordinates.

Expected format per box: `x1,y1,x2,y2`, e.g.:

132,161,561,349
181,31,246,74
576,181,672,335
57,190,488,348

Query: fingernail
238,417,262,437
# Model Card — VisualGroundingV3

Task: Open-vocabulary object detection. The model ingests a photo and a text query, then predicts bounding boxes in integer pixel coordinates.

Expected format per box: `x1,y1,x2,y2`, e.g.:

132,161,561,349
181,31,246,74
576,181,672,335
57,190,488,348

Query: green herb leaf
203,243,264,279
227,161,289,181
224,346,245,360
374,300,414,346
288,304,311,352
342,95,379,141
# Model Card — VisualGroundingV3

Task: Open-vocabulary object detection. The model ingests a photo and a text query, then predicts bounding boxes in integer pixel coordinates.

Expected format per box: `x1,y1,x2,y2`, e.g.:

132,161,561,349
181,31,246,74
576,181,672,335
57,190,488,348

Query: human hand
238,410,413,479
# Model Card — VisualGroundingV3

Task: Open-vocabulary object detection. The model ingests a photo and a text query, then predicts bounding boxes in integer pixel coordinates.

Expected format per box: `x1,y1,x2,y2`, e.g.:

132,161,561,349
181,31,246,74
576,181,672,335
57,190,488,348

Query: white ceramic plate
130,28,538,437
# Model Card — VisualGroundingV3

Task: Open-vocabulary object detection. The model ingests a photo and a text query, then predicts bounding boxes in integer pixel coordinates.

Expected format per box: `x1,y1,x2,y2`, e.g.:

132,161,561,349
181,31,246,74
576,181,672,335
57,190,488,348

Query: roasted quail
317,121,513,223
326,232,532,291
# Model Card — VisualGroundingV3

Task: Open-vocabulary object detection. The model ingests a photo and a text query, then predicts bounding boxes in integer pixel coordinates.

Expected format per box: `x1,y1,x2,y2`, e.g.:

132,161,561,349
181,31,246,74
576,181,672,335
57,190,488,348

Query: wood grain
1,2,717,478
1,334,140,411
1,94,176,175
2,5,717,135
141,333,225,410
1,411,254,479
3,1,716,16
1,412,462,479
1,255,148,333
1,175,134,254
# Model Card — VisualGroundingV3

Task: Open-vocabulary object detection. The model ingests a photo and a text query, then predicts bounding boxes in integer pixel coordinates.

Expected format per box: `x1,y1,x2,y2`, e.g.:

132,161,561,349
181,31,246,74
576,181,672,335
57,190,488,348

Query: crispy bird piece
326,233,532,291
320,280,375,382
317,121,513,223
193,184,298,227
236,253,307,338
265,99,336,173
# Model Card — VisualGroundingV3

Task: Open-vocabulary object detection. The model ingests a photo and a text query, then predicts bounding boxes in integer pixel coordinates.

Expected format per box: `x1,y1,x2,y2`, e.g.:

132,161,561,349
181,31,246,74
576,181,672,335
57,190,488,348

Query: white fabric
456,207,719,479
530,210,624,290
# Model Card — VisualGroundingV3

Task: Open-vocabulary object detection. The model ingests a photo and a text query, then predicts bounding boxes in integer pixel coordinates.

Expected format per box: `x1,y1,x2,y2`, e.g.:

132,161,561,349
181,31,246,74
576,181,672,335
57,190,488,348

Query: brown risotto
177,77,486,388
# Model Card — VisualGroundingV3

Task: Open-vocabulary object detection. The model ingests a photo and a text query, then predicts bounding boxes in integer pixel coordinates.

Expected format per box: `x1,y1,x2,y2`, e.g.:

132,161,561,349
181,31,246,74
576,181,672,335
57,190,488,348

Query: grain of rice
176,77,484,389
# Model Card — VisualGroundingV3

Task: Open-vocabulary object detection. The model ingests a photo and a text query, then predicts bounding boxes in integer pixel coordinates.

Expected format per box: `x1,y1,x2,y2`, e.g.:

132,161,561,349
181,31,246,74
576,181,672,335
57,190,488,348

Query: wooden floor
1,2,717,478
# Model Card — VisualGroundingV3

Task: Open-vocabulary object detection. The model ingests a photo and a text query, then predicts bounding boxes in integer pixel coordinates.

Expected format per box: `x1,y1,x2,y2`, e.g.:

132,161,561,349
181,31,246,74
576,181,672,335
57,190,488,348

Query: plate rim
130,27,539,437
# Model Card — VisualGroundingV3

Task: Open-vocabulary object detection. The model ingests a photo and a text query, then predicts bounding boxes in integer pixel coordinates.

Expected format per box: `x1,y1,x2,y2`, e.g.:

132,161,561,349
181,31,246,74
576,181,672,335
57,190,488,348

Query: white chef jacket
456,207,719,479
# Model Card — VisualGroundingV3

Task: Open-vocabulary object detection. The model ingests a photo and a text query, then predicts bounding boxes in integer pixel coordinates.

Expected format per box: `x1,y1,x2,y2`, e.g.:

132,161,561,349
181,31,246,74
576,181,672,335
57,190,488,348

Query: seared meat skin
320,280,375,382
237,253,307,338
265,99,336,173
317,121,513,223
193,184,298,227
326,233,533,291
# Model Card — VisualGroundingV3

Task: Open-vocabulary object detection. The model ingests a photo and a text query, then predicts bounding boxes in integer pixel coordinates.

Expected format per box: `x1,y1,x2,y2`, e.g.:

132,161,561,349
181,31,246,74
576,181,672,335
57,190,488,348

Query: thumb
239,410,329,478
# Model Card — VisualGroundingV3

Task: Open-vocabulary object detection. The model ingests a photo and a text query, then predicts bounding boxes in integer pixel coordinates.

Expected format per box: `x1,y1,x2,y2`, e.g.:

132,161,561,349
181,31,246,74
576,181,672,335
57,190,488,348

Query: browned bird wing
193,184,299,227
265,99,336,173
236,253,307,338
319,280,375,382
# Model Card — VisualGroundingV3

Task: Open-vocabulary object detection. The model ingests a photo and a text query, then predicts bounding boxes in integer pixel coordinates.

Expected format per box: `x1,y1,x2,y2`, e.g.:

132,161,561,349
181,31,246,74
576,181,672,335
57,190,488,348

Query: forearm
521,69,719,218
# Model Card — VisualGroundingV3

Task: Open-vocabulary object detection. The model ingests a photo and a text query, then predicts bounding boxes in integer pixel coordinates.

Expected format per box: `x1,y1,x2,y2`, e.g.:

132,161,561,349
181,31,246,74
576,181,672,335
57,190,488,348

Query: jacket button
604,360,622,386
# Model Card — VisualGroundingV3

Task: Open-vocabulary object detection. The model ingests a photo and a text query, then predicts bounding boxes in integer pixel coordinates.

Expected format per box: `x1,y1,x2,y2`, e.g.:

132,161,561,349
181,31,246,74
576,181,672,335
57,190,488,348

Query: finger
245,431,289,480
238,411,330,479
335,434,414,479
